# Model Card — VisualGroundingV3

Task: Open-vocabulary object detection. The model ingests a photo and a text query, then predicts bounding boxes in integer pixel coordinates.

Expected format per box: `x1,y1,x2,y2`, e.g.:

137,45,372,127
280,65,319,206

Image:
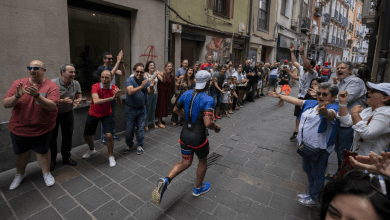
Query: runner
151,70,221,205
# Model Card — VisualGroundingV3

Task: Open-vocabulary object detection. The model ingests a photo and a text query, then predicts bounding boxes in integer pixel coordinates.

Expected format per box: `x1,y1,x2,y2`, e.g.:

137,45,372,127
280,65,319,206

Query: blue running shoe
113,135,121,141
101,138,107,145
192,182,210,196
152,178,168,205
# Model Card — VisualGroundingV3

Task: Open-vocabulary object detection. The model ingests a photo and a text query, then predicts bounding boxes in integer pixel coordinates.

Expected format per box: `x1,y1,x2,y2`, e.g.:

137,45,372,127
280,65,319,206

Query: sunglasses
135,71,144,74
27,66,44,71
369,88,388,96
316,92,329,97
345,169,389,199
106,58,113,60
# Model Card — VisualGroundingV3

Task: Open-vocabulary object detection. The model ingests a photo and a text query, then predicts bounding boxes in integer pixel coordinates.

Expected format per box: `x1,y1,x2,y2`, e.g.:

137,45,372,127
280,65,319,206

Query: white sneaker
82,149,97,159
109,156,116,167
43,172,55,187
9,173,26,190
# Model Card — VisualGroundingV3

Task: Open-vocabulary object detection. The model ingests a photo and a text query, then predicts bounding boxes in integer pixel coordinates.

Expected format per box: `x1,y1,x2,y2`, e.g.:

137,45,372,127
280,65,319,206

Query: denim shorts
11,130,53,155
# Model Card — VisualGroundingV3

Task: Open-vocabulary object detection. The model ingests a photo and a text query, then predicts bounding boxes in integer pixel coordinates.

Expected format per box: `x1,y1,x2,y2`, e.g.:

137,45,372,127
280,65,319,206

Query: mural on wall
140,45,158,62
205,37,231,64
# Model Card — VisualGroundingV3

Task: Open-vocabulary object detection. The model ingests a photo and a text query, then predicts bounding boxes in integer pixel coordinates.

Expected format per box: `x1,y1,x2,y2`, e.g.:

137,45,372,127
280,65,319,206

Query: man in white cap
152,70,221,205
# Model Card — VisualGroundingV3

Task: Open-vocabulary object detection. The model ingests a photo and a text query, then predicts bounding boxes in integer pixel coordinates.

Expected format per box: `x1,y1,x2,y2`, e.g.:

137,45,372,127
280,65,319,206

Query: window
303,3,308,18
281,0,290,17
258,0,270,31
213,0,227,15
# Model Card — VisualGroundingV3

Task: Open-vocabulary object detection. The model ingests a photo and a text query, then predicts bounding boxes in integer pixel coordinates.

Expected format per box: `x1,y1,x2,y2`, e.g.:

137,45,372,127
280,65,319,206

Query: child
231,76,239,110
227,77,236,114
221,83,231,117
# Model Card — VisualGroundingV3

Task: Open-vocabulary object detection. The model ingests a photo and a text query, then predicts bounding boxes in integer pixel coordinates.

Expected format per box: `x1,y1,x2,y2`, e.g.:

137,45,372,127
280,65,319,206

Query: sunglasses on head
345,169,390,199
316,92,329,97
135,71,144,74
27,66,44,71
369,88,388,96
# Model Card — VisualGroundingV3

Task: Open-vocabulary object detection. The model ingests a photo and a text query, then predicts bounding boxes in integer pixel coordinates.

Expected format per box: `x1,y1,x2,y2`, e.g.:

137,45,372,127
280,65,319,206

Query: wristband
339,103,347,107
33,93,40,99
15,94,21,99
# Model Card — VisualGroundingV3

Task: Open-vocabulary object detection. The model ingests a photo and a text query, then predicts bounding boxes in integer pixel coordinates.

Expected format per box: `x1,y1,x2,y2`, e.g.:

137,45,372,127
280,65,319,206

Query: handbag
171,91,181,105
297,143,325,162
335,115,374,179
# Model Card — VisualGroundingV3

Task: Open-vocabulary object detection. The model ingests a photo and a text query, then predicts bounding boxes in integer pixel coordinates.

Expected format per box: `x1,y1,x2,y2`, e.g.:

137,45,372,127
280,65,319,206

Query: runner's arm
173,106,185,118
203,110,220,131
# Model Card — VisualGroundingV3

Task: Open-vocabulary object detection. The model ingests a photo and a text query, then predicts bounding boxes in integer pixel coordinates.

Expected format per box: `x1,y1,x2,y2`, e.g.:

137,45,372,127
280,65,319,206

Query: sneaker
113,135,121,141
152,178,169,205
297,197,317,207
82,149,97,159
297,193,311,200
101,138,107,145
235,106,240,110
290,132,298,141
109,156,116,167
123,146,131,154
137,146,144,155
215,115,221,119
213,117,216,121
9,173,26,190
43,172,55,187
228,110,234,114
226,113,230,118
193,182,211,196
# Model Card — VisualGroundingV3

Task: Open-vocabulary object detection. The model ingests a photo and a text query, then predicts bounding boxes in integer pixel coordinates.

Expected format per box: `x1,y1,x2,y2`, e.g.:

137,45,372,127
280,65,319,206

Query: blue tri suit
175,89,214,159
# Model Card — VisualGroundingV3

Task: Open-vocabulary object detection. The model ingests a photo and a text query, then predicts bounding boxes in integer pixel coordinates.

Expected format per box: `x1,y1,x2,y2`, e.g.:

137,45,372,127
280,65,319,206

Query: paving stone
102,182,129,201
153,189,181,210
61,175,93,196
120,193,145,212
146,160,173,176
263,164,293,179
8,189,49,220
238,183,272,205
243,152,261,160
270,184,298,200
210,164,227,174
181,188,219,214
284,214,304,220
230,148,246,156
92,175,113,188
196,211,220,220
119,159,141,171
127,153,156,166
237,173,272,190
84,154,109,168
25,207,62,220
213,189,253,214
63,206,92,220
164,200,201,220
146,148,176,163
248,202,285,220
273,160,301,172
79,167,102,180
51,166,80,184
120,175,155,202
74,186,111,212
209,173,245,193
258,155,277,165
291,171,309,185
224,153,248,165
235,143,256,152
71,158,91,171
155,214,174,220
51,195,78,214
133,202,162,220
40,183,65,201
244,159,266,171
0,179,35,200
0,204,13,220
269,193,310,219
235,165,263,179
130,167,154,180
212,204,237,220
283,179,306,192
168,178,194,194
224,168,240,178
97,163,134,183
92,200,130,220
216,159,237,169
234,213,253,220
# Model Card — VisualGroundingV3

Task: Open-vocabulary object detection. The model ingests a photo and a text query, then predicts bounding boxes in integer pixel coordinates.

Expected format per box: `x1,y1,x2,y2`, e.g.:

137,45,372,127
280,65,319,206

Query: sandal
158,123,165,128
172,122,177,126
154,124,159,129
145,126,149,132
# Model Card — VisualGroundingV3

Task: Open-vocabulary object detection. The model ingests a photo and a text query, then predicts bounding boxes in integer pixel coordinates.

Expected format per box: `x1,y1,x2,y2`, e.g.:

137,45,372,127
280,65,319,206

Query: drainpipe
297,0,304,63
375,0,390,83
246,0,253,60
165,0,170,64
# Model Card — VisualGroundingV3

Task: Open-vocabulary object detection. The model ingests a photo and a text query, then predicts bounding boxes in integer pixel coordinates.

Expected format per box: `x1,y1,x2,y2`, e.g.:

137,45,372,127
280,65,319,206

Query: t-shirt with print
125,76,150,108
210,72,226,91
222,91,231,103
278,71,291,86
89,83,118,118
298,66,318,98
5,77,60,137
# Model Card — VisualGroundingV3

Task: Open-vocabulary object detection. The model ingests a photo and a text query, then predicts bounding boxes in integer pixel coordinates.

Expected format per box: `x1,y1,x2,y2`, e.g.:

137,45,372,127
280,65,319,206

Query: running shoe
137,146,144,155
9,173,25,190
228,110,234,114
297,193,310,200
123,146,131,154
101,138,107,145
193,182,210,196
82,149,97,159
109,156,116,167
215,115,222,119
290,132,298,141
297,197,317,207
43,172,55,187
152,178,169,205
226,113,230,118
113,135,121,141
235,106,240,110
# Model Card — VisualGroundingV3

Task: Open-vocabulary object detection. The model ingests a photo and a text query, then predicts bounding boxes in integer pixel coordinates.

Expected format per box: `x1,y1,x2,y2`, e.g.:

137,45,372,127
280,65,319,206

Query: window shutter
208,0,214,10
226,0,234,18
285,0,290,17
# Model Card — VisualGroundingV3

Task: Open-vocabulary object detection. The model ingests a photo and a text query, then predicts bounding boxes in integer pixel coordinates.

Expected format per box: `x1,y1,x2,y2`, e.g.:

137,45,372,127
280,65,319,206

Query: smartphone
340,93,346,97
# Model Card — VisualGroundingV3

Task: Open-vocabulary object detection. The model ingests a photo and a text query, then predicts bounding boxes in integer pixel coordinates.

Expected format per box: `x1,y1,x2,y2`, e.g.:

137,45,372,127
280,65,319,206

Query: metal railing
335,10,338,20
357,13,362,21
322,13,330,24
321,38,328,47
339,13,343,23
348,23,353,32
332,36,336,45
301,17,311,31
353,47,358,52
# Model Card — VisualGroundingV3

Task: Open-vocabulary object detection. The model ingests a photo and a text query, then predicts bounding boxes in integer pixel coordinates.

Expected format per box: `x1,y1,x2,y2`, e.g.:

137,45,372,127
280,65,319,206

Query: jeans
49,110,74,161
101,99,116,140
246,82,258,100
147,94,157,124
302,151,330,201
335,126,354,170
210,89,222,108
125,105,146,147
320,75,330,83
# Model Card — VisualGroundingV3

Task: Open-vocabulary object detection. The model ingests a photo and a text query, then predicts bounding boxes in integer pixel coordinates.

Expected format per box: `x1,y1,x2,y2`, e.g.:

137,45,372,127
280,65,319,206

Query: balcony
311,35,320,48
322,13,330,25
336,37,339,46
314,2,322,17
291,19,298,28
301,18,311,33
348,23,353,32
355,30,361,38
338,13,343,23
347,40,352,48
334,10,338,20
332,36,336,45
320,38,328,49
357,13,362,21
359,48,368,54
353,47,358,53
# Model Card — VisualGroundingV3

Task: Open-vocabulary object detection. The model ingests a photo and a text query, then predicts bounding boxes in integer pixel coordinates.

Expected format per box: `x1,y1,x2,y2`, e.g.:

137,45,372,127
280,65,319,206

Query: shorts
257,81,262,89
269,79,277,87
84,114,114,136
221,103,229,110
11,130,54,155
180,129,210,160
294,97,305,117
180,140,209,160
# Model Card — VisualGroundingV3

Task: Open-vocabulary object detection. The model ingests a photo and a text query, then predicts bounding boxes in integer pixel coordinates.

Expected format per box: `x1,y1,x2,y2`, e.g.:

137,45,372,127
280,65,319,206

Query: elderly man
3,60,60,189
82,70,122,167
200,55,214,70
122,63,155,155
49,64,82,171
95,51,126,145
175,59,188,81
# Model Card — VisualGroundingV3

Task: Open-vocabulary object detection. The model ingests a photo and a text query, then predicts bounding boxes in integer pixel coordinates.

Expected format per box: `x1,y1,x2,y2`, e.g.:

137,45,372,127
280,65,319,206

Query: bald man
3,60,60,190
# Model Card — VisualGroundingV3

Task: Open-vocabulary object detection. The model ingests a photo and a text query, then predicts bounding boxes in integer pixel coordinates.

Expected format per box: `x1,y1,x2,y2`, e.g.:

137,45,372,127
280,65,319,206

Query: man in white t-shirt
287,44,318,141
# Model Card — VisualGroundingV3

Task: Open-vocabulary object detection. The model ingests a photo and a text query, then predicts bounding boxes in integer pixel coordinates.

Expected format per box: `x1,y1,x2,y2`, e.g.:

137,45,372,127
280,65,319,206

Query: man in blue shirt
95,51,126,144
123,63,155,155
175,59,188,82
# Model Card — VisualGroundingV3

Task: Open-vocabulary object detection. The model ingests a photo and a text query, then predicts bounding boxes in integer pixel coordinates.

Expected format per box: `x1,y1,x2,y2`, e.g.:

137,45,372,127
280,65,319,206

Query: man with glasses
3,60,60,190
82,70,122,167
95,51,126,145
123,63,155,155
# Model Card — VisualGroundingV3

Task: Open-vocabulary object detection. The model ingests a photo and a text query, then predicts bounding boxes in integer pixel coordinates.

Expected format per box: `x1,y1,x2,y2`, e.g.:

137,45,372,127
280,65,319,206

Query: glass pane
262,0,267,10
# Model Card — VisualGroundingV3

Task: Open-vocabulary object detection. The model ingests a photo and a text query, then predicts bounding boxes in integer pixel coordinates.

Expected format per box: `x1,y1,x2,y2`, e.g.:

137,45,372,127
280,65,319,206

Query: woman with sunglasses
268,82,340,206
156,62,174,128
320,169,390,220
337,82,390,156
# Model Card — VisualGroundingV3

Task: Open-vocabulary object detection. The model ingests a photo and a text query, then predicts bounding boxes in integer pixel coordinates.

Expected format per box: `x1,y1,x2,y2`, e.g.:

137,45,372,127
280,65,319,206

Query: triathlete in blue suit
152,70,221,205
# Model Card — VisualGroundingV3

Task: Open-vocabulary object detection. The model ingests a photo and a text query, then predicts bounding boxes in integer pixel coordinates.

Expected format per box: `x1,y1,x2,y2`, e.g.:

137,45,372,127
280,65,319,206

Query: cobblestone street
0,86,338,220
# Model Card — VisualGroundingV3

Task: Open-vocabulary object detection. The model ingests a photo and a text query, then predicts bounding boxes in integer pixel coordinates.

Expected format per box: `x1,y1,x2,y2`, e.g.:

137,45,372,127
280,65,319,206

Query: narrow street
0,86,338,220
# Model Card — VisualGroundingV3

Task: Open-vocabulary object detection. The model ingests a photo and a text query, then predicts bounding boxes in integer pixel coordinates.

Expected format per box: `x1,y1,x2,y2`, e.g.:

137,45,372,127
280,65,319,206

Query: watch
33,93,40,99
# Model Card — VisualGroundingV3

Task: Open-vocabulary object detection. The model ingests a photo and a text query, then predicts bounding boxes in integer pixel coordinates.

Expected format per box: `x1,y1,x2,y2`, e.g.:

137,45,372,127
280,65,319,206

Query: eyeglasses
135,71,144,74
27,66,44,71
345,169,389,199
316,92,329,97
106,58,113,60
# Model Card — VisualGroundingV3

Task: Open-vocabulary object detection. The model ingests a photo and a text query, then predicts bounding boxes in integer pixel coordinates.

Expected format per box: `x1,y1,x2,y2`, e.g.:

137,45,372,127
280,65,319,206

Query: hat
284,60,288,63
195,70,211,90
324,62,329,66
367,82,390,96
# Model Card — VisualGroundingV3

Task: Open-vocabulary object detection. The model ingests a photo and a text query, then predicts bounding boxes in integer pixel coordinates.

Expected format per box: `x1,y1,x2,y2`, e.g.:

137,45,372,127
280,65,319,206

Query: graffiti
140,46,158,62
205,37,231,64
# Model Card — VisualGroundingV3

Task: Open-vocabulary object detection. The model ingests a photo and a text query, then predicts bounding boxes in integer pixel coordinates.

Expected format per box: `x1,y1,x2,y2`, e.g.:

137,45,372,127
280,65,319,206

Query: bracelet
33,93,40,99
339,103,347,107
15,94,21,99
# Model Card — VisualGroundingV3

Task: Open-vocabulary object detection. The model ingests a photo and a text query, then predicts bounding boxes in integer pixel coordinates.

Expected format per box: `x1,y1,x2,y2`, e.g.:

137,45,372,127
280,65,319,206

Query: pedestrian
194,61,201,73
156,62,174,128
267,61,280,93
243,59,256,102
287,44,318,141
175,59,188,82
4,60,60,190
210,64,227,120
200,55,214,70
175,67,196,126
221,83,232,117
82,70,122,167
122,63,155,155
151,70,221,205
144,61,159,131
319,61,331,82
49,64,82,171
227,76,236,114
210,62,219,77
231,76,240,110
277,65,291,106
94,51,126,145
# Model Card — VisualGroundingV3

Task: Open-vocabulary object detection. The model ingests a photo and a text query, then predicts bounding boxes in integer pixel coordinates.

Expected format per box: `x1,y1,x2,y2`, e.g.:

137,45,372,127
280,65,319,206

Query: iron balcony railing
339,13,343,23
322,13,330,24
348,23,353,32
336,38,339,46
353,47,358,52
332,36,336,45
335,10,338,20
301,17,311,32
357,13,362,21
321,38,328,47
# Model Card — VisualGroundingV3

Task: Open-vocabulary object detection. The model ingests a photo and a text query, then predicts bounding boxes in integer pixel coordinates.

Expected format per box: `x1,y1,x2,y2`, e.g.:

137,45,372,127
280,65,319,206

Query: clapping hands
351,151,390,177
